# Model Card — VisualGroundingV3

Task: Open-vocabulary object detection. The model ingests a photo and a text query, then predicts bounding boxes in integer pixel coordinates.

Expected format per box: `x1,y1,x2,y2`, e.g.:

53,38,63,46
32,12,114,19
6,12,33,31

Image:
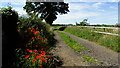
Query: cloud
92,2,104,8
12,7,27,15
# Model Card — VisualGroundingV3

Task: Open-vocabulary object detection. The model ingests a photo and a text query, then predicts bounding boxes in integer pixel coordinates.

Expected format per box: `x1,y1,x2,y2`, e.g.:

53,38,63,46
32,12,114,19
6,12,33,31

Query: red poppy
25,55,30,59
33,49,37,52
34,31,39,35
37,35,41,37
29,50,32,52
33,59,37,61
26,49,30,51
36,56,40,59
39,54,43,56
32,61,35,63
35,45,38,47
42,58,47,62
35,52,39,55
40,60,42,63
26,49,32,52
32,37,35,39
47,56,50,58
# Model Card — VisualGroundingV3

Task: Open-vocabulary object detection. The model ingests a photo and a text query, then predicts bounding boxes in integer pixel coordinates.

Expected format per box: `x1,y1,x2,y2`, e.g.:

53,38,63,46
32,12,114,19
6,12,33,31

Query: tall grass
64,27,119,52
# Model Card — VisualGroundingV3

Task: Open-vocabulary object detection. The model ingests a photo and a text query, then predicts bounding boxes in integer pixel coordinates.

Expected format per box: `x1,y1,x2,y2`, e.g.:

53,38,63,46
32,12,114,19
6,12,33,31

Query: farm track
62,31,119,66
50,31,90,66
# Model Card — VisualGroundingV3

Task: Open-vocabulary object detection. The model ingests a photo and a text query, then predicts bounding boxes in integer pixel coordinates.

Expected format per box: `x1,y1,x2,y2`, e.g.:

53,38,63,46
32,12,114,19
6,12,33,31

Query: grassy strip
81,56,99,64
64,27,119,52
57,31,85,52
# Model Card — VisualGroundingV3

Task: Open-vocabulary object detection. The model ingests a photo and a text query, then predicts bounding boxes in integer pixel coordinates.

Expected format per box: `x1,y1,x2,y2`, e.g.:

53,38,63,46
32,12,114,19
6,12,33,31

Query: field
64,26,119,52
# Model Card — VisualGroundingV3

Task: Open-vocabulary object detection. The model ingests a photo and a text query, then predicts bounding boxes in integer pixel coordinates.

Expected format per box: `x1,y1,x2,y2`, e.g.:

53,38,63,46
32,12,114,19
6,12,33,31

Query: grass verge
57,31,85,52
64,26,119,52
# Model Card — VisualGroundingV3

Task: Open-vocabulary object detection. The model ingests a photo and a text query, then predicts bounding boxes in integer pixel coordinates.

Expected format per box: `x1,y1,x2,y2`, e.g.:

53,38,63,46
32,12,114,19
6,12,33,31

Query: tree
23,2,69,25
79,19,89,26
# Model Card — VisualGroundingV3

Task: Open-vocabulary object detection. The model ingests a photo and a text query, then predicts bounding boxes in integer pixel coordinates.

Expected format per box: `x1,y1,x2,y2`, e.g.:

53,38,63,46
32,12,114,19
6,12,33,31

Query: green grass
64,26,119,52
81,56,99,64
57,31,85,52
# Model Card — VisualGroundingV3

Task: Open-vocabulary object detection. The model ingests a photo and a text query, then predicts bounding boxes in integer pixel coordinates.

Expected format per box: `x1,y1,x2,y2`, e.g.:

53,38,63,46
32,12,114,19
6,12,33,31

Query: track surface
51,31,119,67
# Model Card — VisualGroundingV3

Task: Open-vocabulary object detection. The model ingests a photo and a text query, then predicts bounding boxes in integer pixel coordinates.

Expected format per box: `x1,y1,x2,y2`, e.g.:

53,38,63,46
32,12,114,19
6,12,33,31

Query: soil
50,31,119,68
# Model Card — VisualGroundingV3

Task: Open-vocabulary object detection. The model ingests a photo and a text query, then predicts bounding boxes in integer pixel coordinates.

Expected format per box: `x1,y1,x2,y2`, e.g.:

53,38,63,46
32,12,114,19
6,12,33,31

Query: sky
0,0,119,25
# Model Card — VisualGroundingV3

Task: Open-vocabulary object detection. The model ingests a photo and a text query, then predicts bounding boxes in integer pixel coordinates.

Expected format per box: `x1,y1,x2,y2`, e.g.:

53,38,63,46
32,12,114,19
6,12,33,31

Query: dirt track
51,31,119,68
62,31,118,66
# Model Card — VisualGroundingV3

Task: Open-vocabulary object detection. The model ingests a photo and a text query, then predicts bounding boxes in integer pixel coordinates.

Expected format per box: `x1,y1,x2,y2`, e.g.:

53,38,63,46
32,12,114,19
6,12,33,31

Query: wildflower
37,35,41,37
33,49,37,52
28,50,32,52
26,49,32,52
26,49,30,51
47,56,50,58
32,37,35,39
35,45,38,47
34,31,39,35
42,58,47,62
25,55,30,59
33,59,37,61
40,60,42,63
36,56,41,59
32,61,35,63
35,52,39,55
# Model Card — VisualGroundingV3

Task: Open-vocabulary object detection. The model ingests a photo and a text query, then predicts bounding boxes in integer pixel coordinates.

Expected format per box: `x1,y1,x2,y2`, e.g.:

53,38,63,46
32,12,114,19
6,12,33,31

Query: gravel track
62,31,119,66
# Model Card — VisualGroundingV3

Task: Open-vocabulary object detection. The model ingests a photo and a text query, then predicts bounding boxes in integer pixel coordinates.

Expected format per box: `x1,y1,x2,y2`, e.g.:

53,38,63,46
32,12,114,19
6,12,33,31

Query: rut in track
62,31,118,66
50,31,89,66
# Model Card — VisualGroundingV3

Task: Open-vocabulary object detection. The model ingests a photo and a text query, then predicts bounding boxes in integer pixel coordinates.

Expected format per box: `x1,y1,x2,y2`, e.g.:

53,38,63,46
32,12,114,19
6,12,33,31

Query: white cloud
92,2,104,8
69,3,88,11
12,7,27,15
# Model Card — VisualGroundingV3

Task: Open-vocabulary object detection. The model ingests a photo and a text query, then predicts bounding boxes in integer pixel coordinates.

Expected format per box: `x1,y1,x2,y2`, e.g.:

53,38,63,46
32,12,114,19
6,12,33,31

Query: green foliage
58,31,85,52
64,27,119,52
23,2,69,25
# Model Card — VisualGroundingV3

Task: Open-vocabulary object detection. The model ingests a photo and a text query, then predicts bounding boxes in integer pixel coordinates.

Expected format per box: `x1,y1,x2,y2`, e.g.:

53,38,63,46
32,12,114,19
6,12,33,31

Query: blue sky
0,0,118,25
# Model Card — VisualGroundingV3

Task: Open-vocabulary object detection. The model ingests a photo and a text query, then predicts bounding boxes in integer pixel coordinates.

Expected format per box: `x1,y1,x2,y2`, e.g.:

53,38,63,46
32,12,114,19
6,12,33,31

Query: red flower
35,45,38,47
47,56,50,58
42,58,47,62
40,60,42,63
31,28,35,32
36,56,40,59
32,37,35,39
34,31,39,35
33,49,37,52
26,49,32,52
39,54,43,56
32,61,35,63
25,55,30,59
35,52,39,55
37,35,41,37
28,50,32,52
33,59,37,61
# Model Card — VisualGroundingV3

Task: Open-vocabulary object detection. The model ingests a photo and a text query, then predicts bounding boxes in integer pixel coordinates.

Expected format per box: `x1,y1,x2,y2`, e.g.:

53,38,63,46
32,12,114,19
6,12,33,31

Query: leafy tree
23,2,69,25
79,19,89,26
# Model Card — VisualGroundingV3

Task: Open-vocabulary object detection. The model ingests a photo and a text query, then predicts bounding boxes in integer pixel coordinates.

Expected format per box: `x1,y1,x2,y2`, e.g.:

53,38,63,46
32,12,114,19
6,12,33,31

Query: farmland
63,26,119,52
